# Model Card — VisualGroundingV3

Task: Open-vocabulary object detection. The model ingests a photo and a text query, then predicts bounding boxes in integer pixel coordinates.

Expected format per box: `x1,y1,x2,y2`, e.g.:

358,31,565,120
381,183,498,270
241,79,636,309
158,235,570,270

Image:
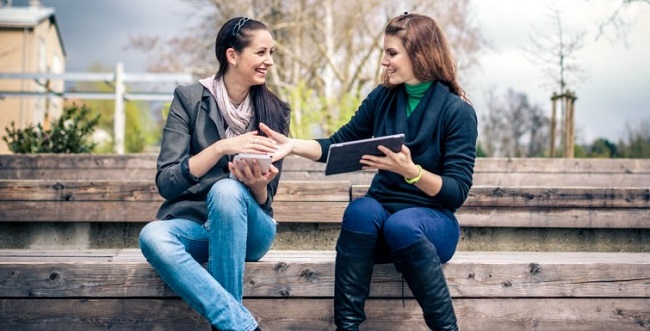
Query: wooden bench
1,249,648,330
2,154,650,187
1,154,649,329
1,180,648,229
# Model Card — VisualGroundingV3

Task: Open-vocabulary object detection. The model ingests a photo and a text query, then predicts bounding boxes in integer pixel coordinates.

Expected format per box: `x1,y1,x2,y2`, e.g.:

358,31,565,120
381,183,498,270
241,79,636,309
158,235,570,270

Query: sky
10,0,650,143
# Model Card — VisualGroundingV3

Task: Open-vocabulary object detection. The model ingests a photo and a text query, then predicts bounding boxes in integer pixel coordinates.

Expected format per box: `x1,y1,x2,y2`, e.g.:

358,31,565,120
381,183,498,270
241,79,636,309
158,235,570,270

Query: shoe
393,238,458,331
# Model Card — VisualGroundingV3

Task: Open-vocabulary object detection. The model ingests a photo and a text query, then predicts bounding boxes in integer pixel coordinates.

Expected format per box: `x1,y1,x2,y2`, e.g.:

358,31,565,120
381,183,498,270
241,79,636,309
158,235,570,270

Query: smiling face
231,29,274,87
381,34,420,86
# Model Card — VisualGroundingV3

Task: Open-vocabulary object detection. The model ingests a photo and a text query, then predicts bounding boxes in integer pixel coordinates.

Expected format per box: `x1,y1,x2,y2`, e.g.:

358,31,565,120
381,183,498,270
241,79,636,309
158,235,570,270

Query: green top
405,81,433,117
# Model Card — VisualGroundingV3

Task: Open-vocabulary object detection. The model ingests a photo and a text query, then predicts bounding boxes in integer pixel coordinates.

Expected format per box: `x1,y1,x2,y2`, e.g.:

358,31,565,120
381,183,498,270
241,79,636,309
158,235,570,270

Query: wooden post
563,90,577,158
550,92,557,158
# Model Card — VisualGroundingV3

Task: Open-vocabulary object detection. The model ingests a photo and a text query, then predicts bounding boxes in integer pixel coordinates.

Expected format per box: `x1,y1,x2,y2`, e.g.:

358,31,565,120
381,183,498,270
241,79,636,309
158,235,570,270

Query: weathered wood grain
2,154,649,187
352,185,650,208
1,250,648,299
1,180,648,227
0,180,350,202
0,297,648,330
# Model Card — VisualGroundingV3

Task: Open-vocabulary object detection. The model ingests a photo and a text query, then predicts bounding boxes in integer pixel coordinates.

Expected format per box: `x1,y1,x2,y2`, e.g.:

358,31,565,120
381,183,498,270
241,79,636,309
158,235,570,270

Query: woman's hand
214,131,278,156
360,144,419,178
229,160,279,204
259,123,293,162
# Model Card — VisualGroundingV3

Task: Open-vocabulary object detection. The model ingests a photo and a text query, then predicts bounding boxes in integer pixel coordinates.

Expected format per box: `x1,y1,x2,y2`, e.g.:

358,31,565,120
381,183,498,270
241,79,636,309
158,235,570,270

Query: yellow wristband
404,164,423,184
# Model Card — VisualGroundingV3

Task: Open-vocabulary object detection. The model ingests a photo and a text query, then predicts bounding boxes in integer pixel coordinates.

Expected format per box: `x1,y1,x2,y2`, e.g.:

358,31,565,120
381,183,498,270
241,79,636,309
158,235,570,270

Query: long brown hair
381,13,467,101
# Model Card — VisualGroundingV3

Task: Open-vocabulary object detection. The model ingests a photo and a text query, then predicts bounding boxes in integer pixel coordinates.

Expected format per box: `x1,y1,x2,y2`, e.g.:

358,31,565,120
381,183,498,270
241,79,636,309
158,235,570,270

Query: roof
0,6,66,56
0,6,55,28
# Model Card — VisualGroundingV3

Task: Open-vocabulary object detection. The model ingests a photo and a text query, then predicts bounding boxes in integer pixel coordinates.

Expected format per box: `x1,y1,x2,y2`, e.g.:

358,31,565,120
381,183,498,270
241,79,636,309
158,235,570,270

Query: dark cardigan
316,82,478,213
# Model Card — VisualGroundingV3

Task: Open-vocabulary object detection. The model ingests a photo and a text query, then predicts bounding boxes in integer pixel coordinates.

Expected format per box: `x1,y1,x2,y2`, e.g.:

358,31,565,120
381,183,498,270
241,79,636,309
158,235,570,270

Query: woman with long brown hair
262,13,476,330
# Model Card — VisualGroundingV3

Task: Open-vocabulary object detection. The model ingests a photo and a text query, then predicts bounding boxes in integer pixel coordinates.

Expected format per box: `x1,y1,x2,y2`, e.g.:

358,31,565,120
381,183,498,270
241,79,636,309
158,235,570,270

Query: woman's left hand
229,160,279,203
360,144,420,179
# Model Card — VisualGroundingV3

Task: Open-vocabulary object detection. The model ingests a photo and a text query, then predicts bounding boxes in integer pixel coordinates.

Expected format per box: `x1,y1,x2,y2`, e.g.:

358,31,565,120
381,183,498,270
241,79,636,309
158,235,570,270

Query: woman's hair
214,17,290,135
381,13,467,101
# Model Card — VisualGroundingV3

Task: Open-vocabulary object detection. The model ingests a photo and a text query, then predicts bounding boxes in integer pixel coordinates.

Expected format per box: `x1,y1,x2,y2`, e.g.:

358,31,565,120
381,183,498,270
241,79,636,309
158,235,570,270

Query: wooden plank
0,298,206,331
457,207,650,228
0,180,350,202
3,154,650,187
472,173,650,187
474,157,650,173
249,298,650,331
0,180,350,223
0,298,647,331
282,171,650,187
2,180,647,207
1,181,648,227
352,185,650,208
0,180,161,201
1,201,647,228
0,153,158,181
0,153,157,169
3,155,650,174
1,250,648,298
0,201,347,223
283,156,650,173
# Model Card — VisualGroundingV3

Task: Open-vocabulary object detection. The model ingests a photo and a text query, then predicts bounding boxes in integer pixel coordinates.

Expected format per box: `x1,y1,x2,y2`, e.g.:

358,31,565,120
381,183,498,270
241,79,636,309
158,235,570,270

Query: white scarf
213,76,253,138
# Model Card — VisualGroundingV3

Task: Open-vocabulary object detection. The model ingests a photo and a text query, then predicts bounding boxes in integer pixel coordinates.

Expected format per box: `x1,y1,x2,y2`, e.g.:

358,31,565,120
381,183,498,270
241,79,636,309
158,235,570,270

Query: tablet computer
324,133,405,176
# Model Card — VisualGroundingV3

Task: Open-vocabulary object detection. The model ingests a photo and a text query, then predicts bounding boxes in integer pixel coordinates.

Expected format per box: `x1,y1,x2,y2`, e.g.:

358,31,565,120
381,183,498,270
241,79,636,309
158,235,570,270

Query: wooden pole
550,93,557,158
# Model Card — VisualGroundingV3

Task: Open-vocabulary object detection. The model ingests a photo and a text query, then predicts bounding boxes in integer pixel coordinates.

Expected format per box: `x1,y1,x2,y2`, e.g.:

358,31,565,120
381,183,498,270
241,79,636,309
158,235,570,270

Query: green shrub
2,104,100,153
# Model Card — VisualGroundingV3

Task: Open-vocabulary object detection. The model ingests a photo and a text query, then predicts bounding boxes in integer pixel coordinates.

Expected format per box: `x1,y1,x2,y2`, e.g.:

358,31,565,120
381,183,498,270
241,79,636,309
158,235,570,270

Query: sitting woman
261,12,477,331
139,17,290,331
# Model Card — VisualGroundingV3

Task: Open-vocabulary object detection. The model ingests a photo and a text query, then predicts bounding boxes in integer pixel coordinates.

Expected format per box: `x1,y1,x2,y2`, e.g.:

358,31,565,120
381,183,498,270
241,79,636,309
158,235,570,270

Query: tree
592,0,650,45
618,116,650,158
129,0,485,138
524,6,587,158
479,88,548,157
584,138,618,158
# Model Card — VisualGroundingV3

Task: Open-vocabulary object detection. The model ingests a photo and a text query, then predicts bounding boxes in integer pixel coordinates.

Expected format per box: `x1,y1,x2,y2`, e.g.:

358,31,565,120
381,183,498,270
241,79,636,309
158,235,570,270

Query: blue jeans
342,197,460,263
139,179,276,331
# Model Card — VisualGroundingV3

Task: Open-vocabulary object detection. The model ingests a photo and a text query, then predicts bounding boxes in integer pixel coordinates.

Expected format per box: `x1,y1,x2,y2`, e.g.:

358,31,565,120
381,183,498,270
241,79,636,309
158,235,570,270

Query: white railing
0,63,193,154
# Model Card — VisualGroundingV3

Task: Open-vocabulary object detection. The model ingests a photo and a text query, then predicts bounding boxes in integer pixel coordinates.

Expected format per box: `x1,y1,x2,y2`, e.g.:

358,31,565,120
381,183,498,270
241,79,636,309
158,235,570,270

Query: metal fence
0,63,193,154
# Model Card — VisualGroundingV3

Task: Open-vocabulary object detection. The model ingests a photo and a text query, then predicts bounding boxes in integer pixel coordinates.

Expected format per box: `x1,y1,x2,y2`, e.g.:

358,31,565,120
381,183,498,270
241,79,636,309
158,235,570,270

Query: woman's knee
383,211,424,251
341,197,388,233
139,221,168,257
208,178,246,205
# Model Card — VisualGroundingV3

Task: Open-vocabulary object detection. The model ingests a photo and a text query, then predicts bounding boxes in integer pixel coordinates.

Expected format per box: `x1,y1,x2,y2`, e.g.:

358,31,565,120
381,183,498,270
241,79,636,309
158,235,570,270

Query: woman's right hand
214,131,277,156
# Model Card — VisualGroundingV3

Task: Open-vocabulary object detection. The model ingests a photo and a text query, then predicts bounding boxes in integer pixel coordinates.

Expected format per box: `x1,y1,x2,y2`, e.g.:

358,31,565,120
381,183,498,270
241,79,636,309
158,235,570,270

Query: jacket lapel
202,88,227,139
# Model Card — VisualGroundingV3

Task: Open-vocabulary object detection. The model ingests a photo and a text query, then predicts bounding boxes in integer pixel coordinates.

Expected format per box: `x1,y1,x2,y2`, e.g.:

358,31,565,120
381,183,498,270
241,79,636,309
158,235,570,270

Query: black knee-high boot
393,237,458,331
334,228,377,331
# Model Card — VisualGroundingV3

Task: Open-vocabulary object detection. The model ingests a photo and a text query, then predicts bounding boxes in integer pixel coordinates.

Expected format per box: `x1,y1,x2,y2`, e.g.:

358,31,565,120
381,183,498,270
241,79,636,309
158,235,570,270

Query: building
0,0,65,153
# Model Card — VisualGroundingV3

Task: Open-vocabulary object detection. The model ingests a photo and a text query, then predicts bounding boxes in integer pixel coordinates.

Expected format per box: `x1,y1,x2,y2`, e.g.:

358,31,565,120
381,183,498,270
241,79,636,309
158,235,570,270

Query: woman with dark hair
262,13,476,330
139,17,290,331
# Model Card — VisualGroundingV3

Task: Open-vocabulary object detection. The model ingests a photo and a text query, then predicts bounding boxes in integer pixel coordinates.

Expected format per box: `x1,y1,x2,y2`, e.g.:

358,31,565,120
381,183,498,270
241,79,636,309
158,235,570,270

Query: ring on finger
254,138,259,145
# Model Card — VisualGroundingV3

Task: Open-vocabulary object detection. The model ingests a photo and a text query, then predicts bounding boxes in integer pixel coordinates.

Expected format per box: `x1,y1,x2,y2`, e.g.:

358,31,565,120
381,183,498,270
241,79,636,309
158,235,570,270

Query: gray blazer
155,83,282,223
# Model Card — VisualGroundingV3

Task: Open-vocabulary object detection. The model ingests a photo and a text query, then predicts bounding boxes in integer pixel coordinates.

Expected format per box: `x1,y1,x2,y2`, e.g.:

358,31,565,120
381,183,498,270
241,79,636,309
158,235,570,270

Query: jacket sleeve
437,99,478,210
155,85,199,200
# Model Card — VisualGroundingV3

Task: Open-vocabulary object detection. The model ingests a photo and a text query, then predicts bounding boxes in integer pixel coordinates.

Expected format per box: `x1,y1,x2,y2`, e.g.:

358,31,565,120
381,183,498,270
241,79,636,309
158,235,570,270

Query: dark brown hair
381,13,467,101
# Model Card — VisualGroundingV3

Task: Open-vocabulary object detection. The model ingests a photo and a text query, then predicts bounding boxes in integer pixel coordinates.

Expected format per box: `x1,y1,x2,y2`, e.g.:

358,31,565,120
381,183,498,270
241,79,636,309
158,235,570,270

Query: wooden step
2,154,649,187
1,180,648,228
0,249,648,330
